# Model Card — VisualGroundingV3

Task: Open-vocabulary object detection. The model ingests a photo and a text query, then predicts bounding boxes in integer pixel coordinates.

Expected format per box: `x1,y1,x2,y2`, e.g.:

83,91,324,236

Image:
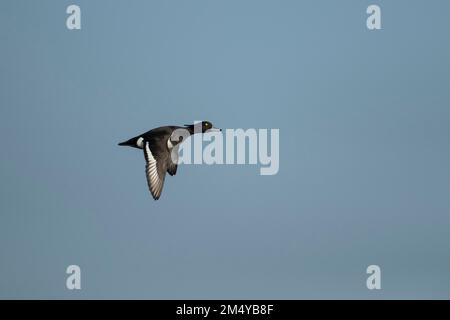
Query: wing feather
144,141,166,200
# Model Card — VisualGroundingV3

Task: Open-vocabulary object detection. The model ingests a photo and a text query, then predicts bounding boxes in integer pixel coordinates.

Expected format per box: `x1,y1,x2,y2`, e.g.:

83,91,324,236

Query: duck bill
209,127,222,132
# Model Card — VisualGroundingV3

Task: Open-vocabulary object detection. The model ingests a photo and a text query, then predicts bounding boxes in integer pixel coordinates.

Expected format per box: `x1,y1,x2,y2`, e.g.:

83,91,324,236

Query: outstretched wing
143,140,167,200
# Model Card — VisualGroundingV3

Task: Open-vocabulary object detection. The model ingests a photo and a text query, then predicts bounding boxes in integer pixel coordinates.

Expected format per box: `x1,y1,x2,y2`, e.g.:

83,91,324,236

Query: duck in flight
118,121,221,200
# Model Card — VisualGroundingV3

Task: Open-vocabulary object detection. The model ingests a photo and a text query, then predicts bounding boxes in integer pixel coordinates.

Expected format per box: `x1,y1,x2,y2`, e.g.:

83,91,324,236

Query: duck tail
118,137,136,147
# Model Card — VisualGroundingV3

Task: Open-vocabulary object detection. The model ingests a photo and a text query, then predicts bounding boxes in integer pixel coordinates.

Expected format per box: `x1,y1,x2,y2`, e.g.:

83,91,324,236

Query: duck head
185,121,221,133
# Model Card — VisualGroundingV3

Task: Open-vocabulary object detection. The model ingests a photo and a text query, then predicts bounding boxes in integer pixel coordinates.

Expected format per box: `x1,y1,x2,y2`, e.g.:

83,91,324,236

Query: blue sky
0,0,449,298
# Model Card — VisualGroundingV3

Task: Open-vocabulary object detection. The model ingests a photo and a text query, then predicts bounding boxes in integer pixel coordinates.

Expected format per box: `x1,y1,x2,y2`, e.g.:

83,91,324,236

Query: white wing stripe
145,143,156,162
144,141,166,200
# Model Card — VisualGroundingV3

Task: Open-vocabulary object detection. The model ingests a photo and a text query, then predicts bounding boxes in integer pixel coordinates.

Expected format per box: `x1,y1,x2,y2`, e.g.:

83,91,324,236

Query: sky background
0,0,449,299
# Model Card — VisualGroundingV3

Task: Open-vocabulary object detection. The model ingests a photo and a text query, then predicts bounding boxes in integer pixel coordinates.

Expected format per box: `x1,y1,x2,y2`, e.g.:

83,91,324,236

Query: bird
118,121,221,200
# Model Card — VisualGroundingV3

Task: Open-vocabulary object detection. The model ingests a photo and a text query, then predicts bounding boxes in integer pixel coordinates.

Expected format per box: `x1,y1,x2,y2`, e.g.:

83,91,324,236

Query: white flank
167,138,174,150
137,137,144,148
